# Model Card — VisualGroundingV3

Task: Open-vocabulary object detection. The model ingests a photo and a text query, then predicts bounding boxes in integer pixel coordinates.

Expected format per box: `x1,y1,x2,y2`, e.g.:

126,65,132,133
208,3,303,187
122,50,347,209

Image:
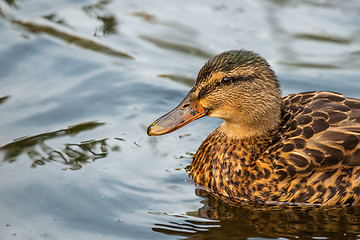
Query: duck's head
147,50,282,139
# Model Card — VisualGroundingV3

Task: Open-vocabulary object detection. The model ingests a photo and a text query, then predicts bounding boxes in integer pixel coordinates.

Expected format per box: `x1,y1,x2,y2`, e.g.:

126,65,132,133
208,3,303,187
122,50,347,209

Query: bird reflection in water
152,187,360,239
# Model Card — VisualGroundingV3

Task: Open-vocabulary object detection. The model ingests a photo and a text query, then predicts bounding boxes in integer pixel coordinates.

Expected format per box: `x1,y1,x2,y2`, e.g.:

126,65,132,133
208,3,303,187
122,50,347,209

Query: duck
147,50,360,206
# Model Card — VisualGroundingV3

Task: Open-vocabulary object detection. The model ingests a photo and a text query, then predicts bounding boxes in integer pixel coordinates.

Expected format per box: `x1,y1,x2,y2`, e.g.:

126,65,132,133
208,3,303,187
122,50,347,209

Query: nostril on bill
181,103,190,110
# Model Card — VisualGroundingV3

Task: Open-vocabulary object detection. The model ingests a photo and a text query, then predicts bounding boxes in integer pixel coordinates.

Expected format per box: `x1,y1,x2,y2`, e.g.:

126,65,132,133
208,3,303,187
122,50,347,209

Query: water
0,0,360,239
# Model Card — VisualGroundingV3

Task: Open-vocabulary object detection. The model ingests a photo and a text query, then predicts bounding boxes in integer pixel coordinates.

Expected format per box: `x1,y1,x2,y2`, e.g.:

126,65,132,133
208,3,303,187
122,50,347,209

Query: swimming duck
147,50,360,206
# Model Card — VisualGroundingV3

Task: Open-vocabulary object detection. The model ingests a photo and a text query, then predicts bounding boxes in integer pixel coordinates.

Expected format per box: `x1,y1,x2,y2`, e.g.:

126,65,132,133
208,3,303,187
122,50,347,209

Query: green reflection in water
0,95,10,105
277,61,339,69
0,121,109,170
3,0,17,8
96,15,118,36
140,35,213,59
43,13,67,26
294,33,351,44
83,0,111,12
11,20,133,59
83,0,118,37
158,74,195,87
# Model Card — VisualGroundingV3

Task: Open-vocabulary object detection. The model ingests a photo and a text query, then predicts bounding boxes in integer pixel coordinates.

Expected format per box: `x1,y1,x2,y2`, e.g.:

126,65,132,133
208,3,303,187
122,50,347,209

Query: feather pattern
191,91,360,205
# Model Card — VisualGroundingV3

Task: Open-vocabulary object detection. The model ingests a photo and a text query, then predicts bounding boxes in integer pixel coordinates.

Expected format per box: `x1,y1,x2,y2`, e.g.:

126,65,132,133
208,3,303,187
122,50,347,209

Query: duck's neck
190,127,278,197
217,106,281,140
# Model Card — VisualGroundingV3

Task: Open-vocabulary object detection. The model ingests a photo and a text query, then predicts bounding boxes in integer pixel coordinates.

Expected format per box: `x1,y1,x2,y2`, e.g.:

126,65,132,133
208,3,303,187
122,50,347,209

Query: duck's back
271,91,360,205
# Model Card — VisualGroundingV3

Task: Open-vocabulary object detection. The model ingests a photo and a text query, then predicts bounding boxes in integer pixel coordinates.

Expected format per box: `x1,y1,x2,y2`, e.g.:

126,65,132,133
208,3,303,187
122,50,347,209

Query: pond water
1,0,360,239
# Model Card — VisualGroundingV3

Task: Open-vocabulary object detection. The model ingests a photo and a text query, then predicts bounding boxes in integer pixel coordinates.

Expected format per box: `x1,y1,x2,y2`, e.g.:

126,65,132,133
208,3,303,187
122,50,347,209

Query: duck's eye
221,77,232,85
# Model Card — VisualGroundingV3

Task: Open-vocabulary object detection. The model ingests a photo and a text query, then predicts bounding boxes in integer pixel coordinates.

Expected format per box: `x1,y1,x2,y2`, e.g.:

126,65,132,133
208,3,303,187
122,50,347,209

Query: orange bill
147,92,208,136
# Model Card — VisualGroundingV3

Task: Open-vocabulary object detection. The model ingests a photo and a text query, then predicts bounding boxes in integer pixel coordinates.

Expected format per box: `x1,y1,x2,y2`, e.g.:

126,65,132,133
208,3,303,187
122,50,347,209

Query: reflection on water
293,33,351,44
0,121,108,170
277,61,339,69
132,12,157,22
12,20,133,59
154,189,360,239
0,95,10,105
1,0,360,239
140,35,213,59
157,74,195,87
3,0,17,8
83,0,118,37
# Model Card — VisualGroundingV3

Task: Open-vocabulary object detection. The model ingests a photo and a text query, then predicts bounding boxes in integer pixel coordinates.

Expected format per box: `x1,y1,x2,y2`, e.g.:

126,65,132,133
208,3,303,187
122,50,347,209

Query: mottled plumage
192,91,360,205
148,50,360,205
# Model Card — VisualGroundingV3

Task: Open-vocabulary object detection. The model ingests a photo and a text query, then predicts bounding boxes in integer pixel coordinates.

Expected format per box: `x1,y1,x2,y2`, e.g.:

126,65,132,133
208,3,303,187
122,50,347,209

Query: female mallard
147,50,360,206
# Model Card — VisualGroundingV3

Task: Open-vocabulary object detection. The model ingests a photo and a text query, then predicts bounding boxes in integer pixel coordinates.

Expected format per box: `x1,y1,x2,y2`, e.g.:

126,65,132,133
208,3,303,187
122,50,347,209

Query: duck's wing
276,91,360,174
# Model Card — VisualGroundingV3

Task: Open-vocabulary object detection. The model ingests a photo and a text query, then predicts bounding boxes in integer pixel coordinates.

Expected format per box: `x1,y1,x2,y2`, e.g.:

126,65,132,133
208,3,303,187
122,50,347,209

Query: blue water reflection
0,0,360,239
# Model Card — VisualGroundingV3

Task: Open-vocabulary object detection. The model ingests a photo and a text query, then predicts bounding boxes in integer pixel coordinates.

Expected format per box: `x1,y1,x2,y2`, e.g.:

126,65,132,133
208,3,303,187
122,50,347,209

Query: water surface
1,0,360,239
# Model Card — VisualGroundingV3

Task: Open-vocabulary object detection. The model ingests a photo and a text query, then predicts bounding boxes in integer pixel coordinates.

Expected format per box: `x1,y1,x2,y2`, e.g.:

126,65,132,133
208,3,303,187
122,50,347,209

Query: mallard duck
147,50,360,206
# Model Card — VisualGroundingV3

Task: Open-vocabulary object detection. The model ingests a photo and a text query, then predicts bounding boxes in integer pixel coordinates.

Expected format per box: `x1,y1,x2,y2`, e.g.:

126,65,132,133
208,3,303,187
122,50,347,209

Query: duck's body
192,91,360,205
148,50,360,205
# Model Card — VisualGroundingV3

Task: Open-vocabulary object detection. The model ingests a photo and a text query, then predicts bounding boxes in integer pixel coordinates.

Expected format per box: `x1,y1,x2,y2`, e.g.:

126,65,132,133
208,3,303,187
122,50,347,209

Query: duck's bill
147,92,208,136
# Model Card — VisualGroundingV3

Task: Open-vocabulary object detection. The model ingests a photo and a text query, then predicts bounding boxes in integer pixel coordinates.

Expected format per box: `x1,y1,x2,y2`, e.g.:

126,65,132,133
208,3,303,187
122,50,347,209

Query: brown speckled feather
191,91,360,205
